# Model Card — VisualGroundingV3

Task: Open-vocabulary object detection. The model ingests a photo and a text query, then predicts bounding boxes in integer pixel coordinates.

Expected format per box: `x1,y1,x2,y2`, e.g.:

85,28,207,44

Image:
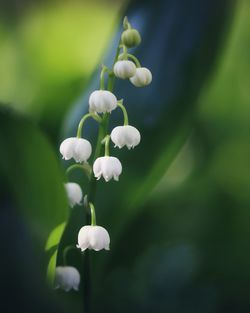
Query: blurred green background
0,0,250,312
0,0,120,138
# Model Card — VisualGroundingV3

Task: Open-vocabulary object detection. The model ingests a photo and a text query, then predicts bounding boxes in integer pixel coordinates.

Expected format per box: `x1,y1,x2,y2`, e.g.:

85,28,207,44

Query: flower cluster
55,16,152,291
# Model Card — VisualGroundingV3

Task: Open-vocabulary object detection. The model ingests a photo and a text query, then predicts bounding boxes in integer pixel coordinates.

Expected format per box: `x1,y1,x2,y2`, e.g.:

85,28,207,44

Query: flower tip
104,176,110,182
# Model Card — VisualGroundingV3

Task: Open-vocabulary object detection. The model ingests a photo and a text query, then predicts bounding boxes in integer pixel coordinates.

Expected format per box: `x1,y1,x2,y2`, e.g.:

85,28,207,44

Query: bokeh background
0,0,250,312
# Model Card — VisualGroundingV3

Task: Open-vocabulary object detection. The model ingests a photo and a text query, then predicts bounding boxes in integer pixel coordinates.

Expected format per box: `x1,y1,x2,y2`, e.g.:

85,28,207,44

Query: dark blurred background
0,0,250,312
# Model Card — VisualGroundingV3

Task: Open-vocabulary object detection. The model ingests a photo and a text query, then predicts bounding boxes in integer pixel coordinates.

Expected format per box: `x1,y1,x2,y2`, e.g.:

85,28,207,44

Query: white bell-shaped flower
89,90,117,113
113,60,136,79
130,67,152,87
93,156,122,182
77,225,110,251
111,125,141,149
65,182,83,208
60,137,92,163
54,266,80,292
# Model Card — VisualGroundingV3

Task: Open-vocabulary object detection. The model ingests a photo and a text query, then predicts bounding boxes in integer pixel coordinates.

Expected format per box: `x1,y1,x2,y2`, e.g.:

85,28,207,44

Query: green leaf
45,222,66,251
0,108,68,245
46,250,58,287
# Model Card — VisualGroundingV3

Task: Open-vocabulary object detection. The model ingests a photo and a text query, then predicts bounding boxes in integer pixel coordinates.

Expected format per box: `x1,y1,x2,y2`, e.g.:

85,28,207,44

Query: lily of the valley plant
54,17,152,292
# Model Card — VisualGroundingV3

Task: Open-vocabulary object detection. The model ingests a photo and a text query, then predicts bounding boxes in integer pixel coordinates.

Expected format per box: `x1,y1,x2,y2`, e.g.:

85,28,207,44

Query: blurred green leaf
45,222,66,251
0,108,68,244
0,1,119,135
46,250,58,287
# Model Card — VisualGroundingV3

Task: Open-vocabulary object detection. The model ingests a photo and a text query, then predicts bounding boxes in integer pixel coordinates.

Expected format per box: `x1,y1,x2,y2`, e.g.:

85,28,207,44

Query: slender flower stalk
77,113,102,138
117,100,129,125
119,53,141,67
89,202,96,226
103,135,111,156
51,15,152,313
66,163,92,180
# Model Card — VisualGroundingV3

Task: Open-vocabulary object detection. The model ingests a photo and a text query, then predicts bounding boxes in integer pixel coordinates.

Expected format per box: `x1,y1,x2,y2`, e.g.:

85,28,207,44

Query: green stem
89,202,96,226
82,38,122,313
77,113,102,138
122,45,128,59
127,53,141,67
100,66,111,90
107,40,122,91
117,100,129,125
100,68,105,90
103,135,111,156
63,245,77,265
66,164,92,180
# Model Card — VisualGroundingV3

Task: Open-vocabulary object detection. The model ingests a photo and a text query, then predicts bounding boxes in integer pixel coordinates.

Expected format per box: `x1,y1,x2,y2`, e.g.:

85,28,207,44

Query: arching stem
117,100,129,125
100,65,112,90
89,202,96,226
101,135,111,156
118,53,141,67
63,245,77,266
77,113,102,138
66,164,92,180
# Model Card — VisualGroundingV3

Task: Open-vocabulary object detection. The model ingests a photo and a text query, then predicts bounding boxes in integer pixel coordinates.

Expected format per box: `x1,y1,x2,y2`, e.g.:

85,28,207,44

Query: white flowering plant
0,1,235,311
51,17,152,294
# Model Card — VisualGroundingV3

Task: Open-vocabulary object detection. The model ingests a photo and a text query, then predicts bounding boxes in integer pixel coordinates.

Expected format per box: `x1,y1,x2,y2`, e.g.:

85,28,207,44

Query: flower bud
130,67,152,87
54,266,80,291
111,125,141,149
89,90,117,113
60,137,92,163
113,60,136,79
77,225,110,251
93,156,122,182
65,182,83,208
121,29,141,48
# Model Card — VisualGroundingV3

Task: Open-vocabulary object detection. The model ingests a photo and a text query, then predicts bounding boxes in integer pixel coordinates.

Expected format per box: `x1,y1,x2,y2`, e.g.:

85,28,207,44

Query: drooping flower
54,266,80,292
77,225,110,251
111,125,141,149
89,90,117,113
113,60,137,79
60,137,92,163
65,182,83,208
130,67,152,87
93,156,122,182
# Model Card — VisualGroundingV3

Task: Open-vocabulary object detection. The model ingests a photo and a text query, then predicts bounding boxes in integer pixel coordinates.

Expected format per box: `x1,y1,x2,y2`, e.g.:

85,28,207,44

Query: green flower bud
121,29,141,48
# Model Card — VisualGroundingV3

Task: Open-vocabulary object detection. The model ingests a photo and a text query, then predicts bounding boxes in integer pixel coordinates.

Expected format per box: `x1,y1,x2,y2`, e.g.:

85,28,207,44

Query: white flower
93,156,122,182
89,90,117,113
60,137,92,163
65,182,83,208
113,60,137,79
77,225,110,251
130,67,152,87
54,266,80,292
111,125,141,149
